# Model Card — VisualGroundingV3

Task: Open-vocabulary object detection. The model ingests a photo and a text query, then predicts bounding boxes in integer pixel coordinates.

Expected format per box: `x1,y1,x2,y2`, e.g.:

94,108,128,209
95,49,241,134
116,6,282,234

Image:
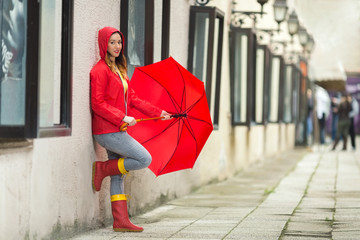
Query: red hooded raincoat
90,27,162,135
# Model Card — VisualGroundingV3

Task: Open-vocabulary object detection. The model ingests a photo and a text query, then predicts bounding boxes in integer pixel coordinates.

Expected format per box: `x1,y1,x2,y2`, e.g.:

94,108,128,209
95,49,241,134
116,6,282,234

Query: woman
90,26,170,232
332,93,352,150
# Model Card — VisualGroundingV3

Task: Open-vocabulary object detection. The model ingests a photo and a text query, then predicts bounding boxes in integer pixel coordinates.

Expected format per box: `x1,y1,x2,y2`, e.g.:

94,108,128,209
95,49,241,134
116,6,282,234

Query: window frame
188,6,224,130
267,54,284,123
282,64,295,123
0,0,73,139
39,0,73,138
255,44,271,125
229,27,256,127
292,65,301,124
296,59,309,145
161,0,170,60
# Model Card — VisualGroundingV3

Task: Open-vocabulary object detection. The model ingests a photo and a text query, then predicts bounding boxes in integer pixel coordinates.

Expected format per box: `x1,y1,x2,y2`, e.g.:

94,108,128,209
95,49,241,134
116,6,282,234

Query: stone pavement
71,143,360,240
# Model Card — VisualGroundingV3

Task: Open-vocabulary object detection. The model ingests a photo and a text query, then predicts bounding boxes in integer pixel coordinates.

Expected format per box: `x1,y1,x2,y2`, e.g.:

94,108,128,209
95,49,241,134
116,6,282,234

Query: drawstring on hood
98,26,125,60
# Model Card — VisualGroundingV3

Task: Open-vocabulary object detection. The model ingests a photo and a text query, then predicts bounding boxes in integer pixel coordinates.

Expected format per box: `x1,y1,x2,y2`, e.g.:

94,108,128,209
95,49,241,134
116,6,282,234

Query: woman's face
107,33,122,59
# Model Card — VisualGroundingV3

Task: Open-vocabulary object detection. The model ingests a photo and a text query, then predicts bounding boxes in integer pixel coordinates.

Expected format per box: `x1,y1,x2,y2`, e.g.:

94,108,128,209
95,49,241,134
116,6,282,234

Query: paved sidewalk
71,144,360,240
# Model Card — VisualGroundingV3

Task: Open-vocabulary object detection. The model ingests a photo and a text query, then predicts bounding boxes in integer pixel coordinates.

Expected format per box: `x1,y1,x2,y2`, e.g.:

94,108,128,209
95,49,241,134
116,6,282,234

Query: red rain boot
111,195,143,232
92,158,128,191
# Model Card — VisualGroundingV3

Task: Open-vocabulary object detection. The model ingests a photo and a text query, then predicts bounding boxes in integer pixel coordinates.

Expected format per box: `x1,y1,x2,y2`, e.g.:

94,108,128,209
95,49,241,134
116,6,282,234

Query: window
268,55,284,123
0,0,73,139
188,6,224,130
229,28,256,127
283,64,294,123
292,65,301,124
293,65,304,144
295,60,309,145
255,45,271,124
121,0,170,78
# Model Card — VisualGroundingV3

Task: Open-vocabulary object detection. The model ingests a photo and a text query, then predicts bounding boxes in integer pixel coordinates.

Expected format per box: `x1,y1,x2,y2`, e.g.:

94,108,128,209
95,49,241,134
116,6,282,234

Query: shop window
0,0,73,139
268,55,284,123
188,6,224,130
121,0,170,78
229,28,256,127
283,64,294,123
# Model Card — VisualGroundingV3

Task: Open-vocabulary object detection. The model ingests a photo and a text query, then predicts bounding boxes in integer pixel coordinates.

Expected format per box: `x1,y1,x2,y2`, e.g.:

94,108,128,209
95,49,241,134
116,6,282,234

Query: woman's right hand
123,116,136,126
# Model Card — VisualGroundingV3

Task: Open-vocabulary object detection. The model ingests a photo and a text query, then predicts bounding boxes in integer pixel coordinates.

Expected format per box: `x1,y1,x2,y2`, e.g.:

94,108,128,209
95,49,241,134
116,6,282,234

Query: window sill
0,138,33,150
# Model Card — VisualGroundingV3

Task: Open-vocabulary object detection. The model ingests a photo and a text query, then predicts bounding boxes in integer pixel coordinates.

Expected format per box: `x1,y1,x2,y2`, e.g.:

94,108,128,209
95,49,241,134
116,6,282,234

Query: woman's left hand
160,110,171,120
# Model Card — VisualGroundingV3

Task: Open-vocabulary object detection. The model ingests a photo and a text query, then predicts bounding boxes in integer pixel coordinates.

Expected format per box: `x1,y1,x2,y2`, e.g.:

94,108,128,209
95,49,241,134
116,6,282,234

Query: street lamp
298,25,308,48
273,0,288,32
287,10,299,42
306,34,315,53
257,0,269,16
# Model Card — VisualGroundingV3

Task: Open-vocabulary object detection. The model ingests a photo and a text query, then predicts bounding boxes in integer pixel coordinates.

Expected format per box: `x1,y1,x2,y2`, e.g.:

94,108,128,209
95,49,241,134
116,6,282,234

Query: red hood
98,26,125,60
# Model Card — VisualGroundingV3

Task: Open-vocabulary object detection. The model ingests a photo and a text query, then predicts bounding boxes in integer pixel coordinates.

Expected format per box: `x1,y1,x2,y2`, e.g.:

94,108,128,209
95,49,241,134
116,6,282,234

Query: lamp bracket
195,0,210,6
256,28,278,43
231,10,265,28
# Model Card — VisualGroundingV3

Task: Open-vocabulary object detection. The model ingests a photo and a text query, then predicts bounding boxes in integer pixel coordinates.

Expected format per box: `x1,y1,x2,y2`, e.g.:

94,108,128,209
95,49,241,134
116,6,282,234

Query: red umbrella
126,57,213,176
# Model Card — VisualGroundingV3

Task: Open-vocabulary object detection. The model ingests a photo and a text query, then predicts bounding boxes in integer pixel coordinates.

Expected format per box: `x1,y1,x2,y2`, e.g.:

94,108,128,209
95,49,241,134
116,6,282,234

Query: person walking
306,89,314,146
332,93,352,151
90,26,171,232
331,92,341,141
348,94,359,150
315,86,331,146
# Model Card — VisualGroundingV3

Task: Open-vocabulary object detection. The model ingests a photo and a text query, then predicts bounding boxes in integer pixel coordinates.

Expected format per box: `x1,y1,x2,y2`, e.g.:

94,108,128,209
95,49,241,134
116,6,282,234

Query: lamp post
287,10,299,42
257,0,269,16
273,0,288,32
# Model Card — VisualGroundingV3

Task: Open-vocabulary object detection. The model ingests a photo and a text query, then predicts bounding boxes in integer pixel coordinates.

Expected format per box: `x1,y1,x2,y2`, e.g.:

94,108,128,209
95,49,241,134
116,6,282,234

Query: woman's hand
160,110,171,120
123,116,137,126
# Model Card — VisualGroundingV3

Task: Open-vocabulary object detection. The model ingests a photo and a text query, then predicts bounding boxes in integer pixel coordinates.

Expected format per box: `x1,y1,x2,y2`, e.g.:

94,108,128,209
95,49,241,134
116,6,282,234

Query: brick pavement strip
70,146,360,240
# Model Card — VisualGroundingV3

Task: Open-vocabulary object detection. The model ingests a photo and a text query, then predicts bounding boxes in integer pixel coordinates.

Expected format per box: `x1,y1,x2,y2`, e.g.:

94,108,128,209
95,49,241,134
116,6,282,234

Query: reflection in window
283,65,293,123
255,48,264,123
269,57,280,122
0,0,27,125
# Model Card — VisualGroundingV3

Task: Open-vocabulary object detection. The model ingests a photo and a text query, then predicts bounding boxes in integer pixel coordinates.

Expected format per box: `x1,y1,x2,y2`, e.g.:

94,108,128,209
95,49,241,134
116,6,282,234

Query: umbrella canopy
127,57,213,176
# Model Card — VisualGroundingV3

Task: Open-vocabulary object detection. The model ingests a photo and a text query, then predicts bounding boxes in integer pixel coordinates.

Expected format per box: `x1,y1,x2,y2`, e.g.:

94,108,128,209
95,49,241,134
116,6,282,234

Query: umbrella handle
119,116,165,132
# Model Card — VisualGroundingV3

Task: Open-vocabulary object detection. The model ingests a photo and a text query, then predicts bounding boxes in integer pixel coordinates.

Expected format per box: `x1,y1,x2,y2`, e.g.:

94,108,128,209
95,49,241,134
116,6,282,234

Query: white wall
0,0,295,239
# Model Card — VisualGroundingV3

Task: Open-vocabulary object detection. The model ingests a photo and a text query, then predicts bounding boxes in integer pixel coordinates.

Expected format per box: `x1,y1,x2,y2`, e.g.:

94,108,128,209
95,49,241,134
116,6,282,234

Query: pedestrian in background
90,26,171,232
332,93,352,150
315,86,331,146
331,92,341,141
306,89,314,146
348,94,359,150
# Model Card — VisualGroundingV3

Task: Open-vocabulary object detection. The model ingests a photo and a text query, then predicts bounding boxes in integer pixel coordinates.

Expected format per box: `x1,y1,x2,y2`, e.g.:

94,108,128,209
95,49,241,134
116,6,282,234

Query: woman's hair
105,33,127,76
105,53,127,76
